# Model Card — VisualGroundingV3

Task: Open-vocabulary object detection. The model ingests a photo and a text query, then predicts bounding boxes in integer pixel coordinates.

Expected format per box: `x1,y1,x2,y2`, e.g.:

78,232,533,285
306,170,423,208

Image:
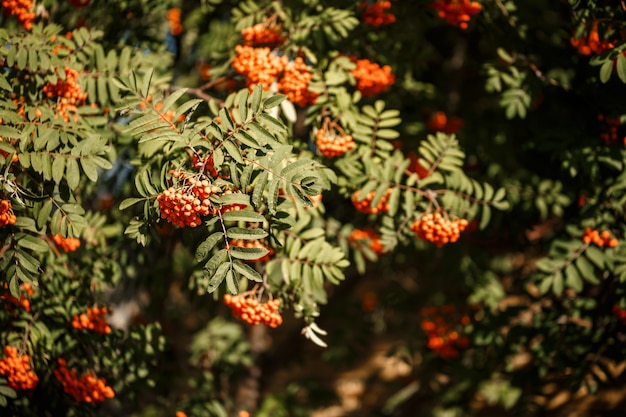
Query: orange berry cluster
0,137,19,163
223,293,283,328
232,45,288,90
421,313,470,359
158,171,246,228
410,212,469,247
191,153,219,178
43,67,88,123
359,1,396,27
426,111,463,134
598,114,625,145
230,239,274,262
350,59,395,97
1,0,35,30
352,188,391,214
242,23,284,47
430,0,481,30
571,21,614,56
612,305,626,325
0,199,16,227
315,125,355,158
1,282,34,312
54,358,115,403
349,228,385,255
277,57,319,107
0,346,38,391
167,8,183,36
71,307,111,334
52,233,81,252
582,227,619,248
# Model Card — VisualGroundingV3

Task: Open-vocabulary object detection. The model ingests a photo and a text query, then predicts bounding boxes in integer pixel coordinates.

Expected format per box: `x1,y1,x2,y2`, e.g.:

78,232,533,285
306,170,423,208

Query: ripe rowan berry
350,58,395,96
349,228,385,255
429,0,481,30
315,119,355,158
0,346,38,391
352,188,392,214
1,0,35,30
0,137,19,163
359,1,396,27
0,199,17,227
242,23,284,47
167,8,183,36
54,359,115,403
571,21,614,56
71,306,111,334
52,233,81,252
582,227,619,248
613,305,626,325
426,111,463,134
410,212,469,247
43,67,88,123
158,171,247,227
1,282,34,312
597,114,623,145
421,307,470,358
232,45,288,90
224,293,283,328
277,57,319,107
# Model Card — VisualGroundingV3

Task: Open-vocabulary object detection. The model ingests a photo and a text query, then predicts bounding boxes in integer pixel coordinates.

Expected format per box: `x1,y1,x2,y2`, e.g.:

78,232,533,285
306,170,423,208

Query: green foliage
2,0,626,416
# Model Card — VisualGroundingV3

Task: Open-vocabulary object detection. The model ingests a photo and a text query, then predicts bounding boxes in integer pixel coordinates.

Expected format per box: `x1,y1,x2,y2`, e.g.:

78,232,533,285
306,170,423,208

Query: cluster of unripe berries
1,282,34,313
349,228,384,255
0,346,38,391
420,306,471,359
352,189,391,214
242,23,284,47
429,0,482,30
426,111,463,134
230,239,274,262
410,212,469,247
1,0,35,30
315,125,356,158
224,293,283,328
359,1,396,27
571,21,614,55
582,227,619,248
350,59,395,97
52,233,81,252
54,358,115,404
0,199,17,227
71,307,112,334
157,170,245,228
43,67,88,123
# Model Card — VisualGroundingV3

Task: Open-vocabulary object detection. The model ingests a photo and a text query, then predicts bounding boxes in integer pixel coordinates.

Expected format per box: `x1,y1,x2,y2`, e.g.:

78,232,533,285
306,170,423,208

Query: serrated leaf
263,94,286,109
233,260,263,282
220,210,265,223
16,234,49,253
195,232,224,262
230,245,269,261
